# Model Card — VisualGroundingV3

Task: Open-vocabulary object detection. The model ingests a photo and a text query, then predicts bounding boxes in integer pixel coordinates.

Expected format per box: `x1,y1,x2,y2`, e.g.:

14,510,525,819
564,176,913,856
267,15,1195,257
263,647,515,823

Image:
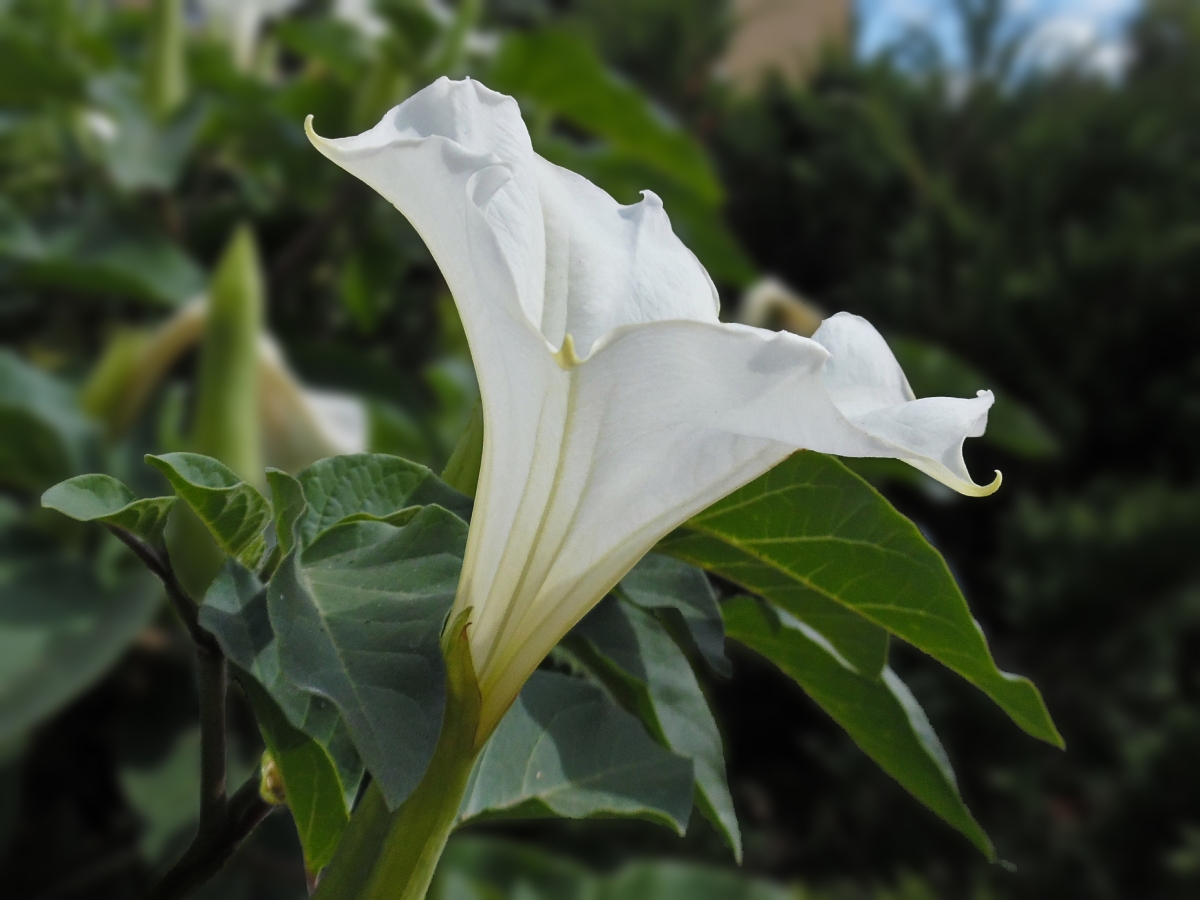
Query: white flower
306,78,1000,737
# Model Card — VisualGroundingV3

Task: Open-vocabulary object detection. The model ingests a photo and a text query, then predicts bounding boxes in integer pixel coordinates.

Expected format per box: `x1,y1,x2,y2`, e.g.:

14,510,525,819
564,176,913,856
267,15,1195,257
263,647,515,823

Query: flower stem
315,612,482,900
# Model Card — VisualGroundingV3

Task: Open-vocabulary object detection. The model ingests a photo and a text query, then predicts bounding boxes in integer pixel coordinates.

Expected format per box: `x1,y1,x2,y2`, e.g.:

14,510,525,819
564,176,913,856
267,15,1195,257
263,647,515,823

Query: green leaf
292,453,473,548
723,596,995,859
460,671,694,833
0,560,161,742
662,452,1063,748
269,507,469,808
570,598,741,859
0,351,93,492
41,474,176,550
491,29,722,205
145,452,272,569
617,553,730,677
199,560,354,871
889,337,1060,459
659,529,889,680
266,468,307,557
242,679,350,872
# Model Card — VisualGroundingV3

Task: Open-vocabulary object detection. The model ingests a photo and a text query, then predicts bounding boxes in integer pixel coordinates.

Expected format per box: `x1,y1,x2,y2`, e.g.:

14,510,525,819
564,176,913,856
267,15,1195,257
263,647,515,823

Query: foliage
1,0,1178,898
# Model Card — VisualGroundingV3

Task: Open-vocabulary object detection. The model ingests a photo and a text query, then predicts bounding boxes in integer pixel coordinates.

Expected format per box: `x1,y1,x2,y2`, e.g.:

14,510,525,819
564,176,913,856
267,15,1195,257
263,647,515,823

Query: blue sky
856,0,1140,74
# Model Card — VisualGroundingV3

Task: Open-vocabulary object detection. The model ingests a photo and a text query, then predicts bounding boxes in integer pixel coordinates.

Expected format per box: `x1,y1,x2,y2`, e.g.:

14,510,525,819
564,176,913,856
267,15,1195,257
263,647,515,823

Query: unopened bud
259,750,287,806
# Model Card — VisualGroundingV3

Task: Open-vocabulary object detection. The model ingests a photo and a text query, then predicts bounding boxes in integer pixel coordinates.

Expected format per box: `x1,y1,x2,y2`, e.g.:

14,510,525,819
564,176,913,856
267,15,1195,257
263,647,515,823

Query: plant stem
196,643,228,829
315,613,481,900
111,527,274,899
359,707,479,900
145,774,273,900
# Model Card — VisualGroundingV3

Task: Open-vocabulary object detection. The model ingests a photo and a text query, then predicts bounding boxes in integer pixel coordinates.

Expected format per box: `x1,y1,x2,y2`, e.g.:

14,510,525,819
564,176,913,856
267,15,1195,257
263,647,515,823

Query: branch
144,774,274,900
107,528,220,655
109,527,274,899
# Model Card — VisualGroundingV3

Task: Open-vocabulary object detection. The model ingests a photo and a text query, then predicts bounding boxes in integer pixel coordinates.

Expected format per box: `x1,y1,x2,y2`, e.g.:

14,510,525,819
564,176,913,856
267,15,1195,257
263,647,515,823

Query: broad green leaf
42,474,176,550
146,452,272,568
0,351,93,492
199,559,364,800
570,598,741,859
292,453,473,547
492,29,721,205
724,595,995,859
889,337,1060,459
460,671,694,833
617,553,730,677
662,452,1063,748
659,532,889,679
269,507,469,808
199,560,354,871
0,560,160,742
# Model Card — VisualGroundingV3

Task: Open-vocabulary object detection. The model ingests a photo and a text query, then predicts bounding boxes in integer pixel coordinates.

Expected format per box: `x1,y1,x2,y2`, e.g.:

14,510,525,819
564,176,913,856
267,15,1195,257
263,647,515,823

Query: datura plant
42,78,1060,900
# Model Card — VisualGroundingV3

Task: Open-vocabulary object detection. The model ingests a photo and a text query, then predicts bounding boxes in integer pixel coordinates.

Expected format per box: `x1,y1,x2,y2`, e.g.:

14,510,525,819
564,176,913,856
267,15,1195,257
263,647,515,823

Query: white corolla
306,78,1000,737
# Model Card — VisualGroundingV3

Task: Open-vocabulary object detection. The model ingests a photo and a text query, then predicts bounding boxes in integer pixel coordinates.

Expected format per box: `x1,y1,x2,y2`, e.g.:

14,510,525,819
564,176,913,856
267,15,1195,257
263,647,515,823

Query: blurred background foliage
0,0,1197,898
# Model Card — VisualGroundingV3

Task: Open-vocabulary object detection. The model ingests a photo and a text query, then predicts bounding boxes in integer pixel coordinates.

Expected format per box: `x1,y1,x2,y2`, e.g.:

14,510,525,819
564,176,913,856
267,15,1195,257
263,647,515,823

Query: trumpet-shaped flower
306,78,1000,737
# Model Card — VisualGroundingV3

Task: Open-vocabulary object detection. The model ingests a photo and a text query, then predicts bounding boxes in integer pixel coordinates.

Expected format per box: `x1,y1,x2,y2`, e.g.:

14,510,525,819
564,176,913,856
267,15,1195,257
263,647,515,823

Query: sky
856,0,1140,76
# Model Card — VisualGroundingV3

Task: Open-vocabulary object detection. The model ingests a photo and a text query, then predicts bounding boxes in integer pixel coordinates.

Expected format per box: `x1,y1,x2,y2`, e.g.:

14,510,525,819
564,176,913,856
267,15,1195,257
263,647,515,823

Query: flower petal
534,161,719,353
813,314,1000,496
469,320,998,734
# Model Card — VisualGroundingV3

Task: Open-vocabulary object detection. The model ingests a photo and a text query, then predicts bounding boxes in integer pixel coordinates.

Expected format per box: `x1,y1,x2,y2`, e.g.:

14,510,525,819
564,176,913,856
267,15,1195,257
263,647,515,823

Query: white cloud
1023,13,1131,78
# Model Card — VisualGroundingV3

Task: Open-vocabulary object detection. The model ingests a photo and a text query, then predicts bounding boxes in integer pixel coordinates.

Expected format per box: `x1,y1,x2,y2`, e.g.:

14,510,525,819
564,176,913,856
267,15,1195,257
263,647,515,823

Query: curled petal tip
971,470,1002,498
